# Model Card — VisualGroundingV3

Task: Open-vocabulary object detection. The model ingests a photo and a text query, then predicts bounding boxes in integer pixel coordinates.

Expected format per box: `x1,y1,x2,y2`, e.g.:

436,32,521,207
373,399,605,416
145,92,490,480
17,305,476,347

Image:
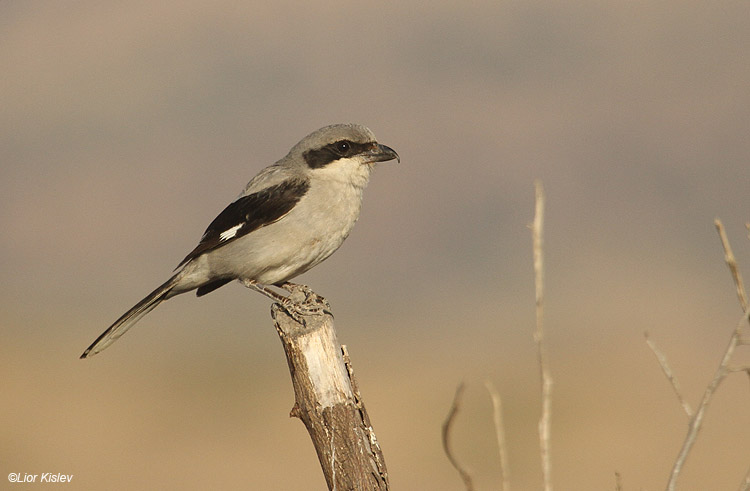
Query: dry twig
664,220,750,490
485,380,511,491
532,180,553,491
715,219,749,311
644,332,693,418
739,465,750,491
442,383,475,491
666,309,750,490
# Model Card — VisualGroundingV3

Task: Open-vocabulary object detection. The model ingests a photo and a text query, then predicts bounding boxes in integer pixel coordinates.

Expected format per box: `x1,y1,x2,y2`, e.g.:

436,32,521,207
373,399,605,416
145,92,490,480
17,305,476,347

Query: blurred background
2,1,750,489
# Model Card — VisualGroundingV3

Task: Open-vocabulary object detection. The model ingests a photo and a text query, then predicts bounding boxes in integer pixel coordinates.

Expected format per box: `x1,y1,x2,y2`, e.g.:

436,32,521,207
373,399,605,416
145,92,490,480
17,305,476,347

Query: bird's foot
278,282,332,321
242,279,331,324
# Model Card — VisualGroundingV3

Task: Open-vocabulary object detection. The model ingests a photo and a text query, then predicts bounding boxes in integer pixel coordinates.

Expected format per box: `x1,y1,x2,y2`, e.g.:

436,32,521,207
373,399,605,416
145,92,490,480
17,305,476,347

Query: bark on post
271,302,389,490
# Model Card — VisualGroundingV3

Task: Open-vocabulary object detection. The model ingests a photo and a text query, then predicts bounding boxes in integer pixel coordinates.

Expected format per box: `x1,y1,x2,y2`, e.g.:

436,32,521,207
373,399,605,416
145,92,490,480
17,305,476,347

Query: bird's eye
335,141,350,154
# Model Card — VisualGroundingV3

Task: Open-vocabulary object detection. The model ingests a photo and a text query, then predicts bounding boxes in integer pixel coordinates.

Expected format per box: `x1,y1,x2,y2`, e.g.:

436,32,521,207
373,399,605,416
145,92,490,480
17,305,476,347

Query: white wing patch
219,223,244,242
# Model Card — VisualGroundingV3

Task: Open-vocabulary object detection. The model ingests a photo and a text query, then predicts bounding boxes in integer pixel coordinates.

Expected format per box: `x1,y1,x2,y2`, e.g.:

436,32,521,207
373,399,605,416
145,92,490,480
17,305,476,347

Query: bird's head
291,124,399,188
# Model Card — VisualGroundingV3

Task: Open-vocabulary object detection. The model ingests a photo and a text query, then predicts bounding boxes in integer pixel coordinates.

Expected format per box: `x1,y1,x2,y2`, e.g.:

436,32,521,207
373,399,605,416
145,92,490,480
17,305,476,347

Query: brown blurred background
2,1,750,489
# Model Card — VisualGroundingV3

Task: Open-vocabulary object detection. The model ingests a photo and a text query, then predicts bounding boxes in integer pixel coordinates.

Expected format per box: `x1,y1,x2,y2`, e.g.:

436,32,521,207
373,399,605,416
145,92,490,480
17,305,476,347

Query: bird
80,123,399,358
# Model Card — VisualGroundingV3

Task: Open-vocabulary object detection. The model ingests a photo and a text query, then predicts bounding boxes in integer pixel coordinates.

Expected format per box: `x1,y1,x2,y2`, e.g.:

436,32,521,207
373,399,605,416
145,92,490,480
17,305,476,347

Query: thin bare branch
442,383,474,491
666,308,750,491
644,331,693,418
485,380,511,491
665,221,750,490
532,180,553,491
715,219,749,312
739,465,750,491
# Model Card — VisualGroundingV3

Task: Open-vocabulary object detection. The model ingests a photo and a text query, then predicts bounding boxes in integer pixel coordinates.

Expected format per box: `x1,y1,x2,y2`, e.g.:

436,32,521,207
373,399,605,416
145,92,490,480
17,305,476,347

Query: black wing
177,178,310,268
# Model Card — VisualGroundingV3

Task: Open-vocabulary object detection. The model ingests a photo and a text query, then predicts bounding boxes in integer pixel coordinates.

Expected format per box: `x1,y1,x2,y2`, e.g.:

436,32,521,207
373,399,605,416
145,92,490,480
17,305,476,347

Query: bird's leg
241,279,290,303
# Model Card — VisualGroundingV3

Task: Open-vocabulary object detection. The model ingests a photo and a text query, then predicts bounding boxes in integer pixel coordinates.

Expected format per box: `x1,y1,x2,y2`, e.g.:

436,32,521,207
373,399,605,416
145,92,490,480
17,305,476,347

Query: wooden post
271,302,389,490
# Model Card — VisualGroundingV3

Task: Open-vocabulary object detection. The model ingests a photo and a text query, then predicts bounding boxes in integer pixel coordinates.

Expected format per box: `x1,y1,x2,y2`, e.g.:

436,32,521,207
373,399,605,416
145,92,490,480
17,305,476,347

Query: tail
80,275,180,359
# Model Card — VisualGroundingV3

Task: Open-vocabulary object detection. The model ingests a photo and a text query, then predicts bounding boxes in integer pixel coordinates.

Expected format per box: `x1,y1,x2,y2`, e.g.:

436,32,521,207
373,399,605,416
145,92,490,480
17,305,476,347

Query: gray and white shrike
81,123,399,358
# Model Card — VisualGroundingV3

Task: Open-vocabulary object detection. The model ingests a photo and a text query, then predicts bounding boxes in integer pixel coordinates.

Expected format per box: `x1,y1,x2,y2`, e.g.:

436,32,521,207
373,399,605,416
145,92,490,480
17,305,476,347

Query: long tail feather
80,275,180,358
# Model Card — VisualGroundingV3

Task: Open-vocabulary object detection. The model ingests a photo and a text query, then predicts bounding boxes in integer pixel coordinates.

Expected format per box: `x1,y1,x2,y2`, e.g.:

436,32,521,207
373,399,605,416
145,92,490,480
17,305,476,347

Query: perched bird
81,123,399,358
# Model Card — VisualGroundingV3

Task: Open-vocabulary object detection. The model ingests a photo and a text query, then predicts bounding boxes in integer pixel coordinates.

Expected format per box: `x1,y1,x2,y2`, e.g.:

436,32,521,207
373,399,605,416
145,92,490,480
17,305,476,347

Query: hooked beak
364,143,400,164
